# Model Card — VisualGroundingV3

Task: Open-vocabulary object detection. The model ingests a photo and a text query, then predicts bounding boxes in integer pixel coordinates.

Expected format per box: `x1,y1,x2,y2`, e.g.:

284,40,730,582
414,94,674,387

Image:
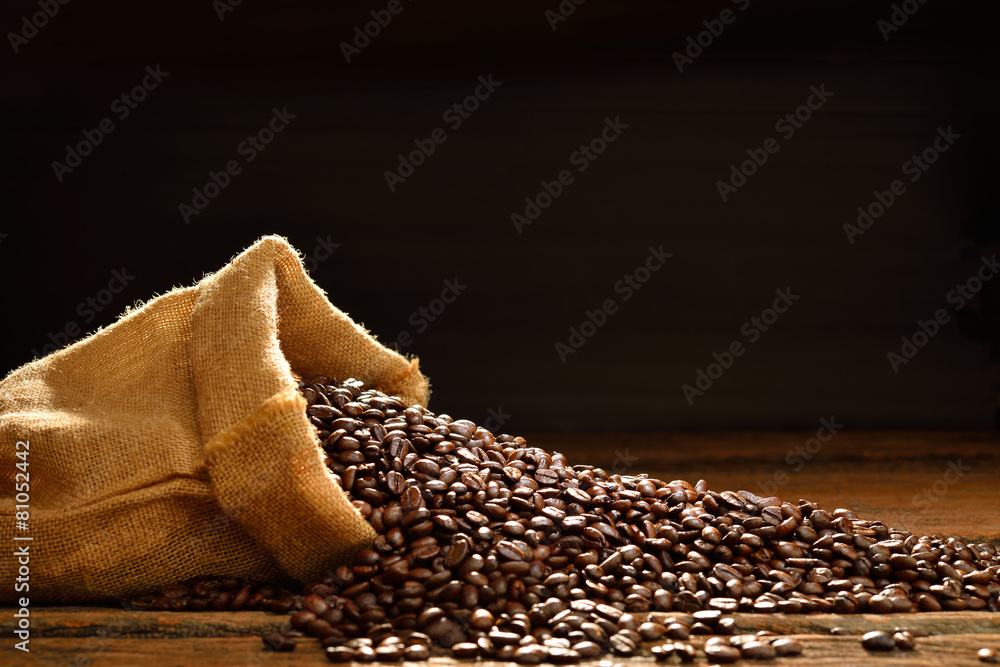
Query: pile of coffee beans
125,376,1000,662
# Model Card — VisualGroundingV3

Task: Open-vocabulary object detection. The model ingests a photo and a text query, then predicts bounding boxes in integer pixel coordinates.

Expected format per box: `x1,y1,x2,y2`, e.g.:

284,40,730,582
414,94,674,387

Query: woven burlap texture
0,235,429,602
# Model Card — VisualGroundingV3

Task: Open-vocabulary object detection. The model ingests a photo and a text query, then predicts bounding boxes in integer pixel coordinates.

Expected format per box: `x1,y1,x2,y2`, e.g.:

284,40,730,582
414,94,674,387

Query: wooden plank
5,608,997,639
0,607,290,639
7,634,1000,667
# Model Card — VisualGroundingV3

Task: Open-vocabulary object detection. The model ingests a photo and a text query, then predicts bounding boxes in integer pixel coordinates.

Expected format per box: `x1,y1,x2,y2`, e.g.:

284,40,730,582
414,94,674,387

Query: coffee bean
262,633,295,652
514,645,548,664
704,643,741,663
547,647,581,664
637,622,666,641
673,642,698,662
894,626,930,638
771,637,803,656
979,648,1000,664
375,644,405,661
451,642,480,659
325,646,354,662
608,634,636,656
354,645,377,662
862,631,896,651
573,641,601,658
130,376,1000,665
489,631,522,647
404,645,430,661
162,584,189,598
740,640,776,660
893,631,916,650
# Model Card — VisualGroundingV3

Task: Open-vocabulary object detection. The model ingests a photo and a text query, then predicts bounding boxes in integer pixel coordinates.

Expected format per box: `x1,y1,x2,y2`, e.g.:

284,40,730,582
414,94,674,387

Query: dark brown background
2,0,998,431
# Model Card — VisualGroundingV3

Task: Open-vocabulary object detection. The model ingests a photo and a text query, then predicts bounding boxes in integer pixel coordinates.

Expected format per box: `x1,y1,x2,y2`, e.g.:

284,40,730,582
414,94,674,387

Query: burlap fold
0,235,428,602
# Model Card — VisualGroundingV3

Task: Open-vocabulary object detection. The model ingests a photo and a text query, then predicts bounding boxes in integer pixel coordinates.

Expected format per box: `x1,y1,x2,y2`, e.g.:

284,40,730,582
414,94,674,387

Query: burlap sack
0,235,429,602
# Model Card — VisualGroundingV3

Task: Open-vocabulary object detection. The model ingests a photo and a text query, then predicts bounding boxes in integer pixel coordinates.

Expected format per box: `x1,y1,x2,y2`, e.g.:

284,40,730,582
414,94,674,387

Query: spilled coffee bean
123,376,1000,662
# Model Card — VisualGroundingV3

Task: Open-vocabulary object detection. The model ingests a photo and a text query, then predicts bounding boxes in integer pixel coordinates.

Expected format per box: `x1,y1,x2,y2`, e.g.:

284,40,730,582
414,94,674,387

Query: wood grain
4,608,998,640
8,633,1000,667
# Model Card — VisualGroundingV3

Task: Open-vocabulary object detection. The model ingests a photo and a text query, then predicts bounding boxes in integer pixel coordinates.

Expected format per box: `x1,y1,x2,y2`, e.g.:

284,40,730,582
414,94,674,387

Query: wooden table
5,431,999,666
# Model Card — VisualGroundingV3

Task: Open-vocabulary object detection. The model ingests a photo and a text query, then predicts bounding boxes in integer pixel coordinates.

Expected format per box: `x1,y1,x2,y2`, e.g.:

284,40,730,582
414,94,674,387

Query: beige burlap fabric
0,235,428,602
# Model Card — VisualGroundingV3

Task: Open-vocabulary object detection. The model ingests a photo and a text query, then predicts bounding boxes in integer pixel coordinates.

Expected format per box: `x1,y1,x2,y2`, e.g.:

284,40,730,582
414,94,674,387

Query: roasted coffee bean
771,637,803,656
353,645,377,662
979,648,1000,664
650,643,673,661
375,644,405,661
894,626,930,638
704,643,741,663
128,376,1000,665
893,631,916,650
547,647,581,664
862,631,896,651
451,642,480,659
740,640,777,660
325,646,355,663
573,641,601,658
404,645,431,661
673,642,698,662
514,645,548,664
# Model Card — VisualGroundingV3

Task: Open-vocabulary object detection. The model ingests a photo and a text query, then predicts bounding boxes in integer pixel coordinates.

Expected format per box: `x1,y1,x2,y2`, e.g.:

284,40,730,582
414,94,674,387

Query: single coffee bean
547,647,581,664
704,643,741,663
325,646,354,662
979,648,1000,664
771,637,803,656
404,645,430,661
514,645,548,664
452,642,480,659
861,631,896,651
893,631,916,651
353,645,377,662
740,640,777,660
